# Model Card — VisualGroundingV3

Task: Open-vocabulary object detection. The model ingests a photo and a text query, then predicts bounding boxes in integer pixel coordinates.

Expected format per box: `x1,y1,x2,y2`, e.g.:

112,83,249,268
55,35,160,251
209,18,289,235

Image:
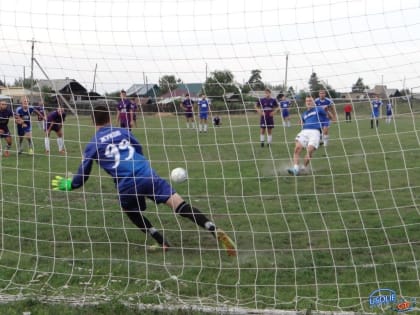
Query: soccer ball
170,167,188,183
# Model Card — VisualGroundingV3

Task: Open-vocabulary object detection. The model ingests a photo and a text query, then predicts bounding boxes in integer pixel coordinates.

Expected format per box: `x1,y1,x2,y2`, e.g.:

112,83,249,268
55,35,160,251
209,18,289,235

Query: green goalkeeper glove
51,176,73,191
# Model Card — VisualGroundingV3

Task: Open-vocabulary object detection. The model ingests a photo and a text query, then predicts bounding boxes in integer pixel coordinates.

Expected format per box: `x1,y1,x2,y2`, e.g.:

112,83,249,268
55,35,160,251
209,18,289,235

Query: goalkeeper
52,105,236,256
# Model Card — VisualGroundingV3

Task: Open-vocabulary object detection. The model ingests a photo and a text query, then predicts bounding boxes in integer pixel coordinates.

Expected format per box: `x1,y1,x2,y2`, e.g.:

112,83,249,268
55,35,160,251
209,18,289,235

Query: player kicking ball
288,96,333,176
52,105,237,256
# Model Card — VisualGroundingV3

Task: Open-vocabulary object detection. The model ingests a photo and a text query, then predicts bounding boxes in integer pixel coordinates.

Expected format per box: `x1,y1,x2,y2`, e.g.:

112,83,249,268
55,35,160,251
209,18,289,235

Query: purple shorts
0,126,10,137
260,115,274,129
185,112,193,119
46,123,62,133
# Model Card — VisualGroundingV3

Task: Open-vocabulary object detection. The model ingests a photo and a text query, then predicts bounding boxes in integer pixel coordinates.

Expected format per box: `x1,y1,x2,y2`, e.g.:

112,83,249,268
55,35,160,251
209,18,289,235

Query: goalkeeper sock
149,227,167,246
57,137,64,151
45,137,50,151
175,202,215,232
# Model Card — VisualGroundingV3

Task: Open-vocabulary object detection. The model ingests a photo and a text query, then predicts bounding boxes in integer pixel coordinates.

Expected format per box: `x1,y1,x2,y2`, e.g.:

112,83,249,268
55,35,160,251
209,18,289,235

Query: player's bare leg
166,193,237,256
267,128,273,147
322,127,329,146
288,141,303,176
260,128,266,147
4,136,12,157
56,129,65,154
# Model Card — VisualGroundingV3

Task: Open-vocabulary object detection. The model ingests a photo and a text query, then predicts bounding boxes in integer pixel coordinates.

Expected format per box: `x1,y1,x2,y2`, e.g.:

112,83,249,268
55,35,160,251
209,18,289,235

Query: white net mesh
0,0,419,314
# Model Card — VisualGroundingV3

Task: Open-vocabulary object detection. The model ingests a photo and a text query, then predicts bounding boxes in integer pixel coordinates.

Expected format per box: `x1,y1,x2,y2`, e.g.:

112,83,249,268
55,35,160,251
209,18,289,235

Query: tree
159,75,180,95
13,77,36,89
308,72,323,98
203,70,239,99
246,69,265,90
352,77,369,93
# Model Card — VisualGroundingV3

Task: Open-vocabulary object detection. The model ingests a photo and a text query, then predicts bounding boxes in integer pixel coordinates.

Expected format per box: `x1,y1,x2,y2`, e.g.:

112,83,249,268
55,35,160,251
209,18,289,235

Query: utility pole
27,38,39,103
205,62,208,81
92,63,97,92
284,52,289,92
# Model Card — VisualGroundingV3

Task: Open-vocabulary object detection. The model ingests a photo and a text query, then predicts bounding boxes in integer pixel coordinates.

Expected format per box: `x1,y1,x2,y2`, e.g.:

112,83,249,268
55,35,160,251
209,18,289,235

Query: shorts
46,123,62,133
321,119,330,128
120,121,131,129
17,124,31,136
386,111,392,116
118,169,176,211
185,112,193,119
371,112,380,118
282,109,289,118
296,129,321,149
0,126,10,137
199,112,208,120
260,116,274,129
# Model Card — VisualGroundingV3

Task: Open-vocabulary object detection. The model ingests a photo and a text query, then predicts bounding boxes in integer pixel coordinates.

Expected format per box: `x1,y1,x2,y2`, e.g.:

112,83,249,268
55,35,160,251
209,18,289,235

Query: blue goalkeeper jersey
301,106,328,131
72,125,152,192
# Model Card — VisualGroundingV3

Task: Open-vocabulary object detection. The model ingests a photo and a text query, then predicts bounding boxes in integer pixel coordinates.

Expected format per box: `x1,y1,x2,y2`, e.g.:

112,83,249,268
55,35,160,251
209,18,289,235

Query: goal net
0,0,419,314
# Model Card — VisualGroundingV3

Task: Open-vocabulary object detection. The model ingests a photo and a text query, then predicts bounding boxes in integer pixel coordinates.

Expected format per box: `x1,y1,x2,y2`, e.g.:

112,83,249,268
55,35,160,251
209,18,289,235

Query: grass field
0,101,419,314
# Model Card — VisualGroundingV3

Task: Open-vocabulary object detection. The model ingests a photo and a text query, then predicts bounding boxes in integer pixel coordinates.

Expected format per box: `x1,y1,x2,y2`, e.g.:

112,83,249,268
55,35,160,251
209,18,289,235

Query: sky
0,0,419,94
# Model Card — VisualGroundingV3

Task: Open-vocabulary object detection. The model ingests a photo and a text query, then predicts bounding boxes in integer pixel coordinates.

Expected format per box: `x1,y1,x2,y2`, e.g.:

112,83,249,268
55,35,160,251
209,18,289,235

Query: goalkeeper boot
216,228,237,257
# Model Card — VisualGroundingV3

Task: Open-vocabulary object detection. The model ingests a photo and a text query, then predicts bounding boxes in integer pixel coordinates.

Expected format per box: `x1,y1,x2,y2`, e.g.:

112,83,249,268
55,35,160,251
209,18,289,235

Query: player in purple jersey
52,105,237,256
116,90,133,130
255,88,279,147
15,96,44,155
131,97,140,128
314,90,337,146
277,93,292,127
288,96,333,176
182,93,196,129
0,100,14,157
45,106,67,154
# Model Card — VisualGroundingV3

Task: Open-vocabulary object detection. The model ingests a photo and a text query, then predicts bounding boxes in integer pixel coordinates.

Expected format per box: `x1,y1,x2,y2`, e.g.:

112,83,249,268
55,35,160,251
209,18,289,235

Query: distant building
344,85,401,101
126,84,160,98
0,86,41,104
37,78,92,102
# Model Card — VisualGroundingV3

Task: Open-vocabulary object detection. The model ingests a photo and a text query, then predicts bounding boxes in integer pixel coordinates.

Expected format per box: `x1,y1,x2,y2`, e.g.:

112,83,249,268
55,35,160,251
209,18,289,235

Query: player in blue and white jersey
278,94,292,127
385,101,392,124
52,105,237,256
314,90,336,146
370,95,382,128
197,94,210,133
287,96,333,176
15,96,44,155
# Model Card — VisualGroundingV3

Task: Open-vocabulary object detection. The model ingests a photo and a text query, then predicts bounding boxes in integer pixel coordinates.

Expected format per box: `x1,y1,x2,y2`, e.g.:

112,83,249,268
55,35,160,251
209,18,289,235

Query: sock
260,134,265,143
186,122,190,128
267,135,272,144
323,135,329,146
293,164,299,171
57,137,64,151
376,120,379,127
204,124,207,132
149,227,167,246
199,124,202,131
175,202,215,231
287,121,291,127
45,137,50,151
371,120,374,128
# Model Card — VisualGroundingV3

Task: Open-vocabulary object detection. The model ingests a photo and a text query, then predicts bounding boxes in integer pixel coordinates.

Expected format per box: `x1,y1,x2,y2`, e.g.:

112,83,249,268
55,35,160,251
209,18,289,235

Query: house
37,78,91,102
368,85,401,99
0,86,41,104
126,84,160,98
158,83,204,105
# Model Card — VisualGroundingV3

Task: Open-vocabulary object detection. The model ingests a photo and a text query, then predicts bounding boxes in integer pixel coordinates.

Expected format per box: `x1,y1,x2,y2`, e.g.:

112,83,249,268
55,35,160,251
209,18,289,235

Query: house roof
178,83,203,96
126,84,159,96
37,79,88,93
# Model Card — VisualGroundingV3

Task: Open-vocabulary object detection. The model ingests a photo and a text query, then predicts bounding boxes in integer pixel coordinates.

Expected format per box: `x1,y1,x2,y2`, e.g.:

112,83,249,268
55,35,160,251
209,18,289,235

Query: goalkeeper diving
52,105,236,256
